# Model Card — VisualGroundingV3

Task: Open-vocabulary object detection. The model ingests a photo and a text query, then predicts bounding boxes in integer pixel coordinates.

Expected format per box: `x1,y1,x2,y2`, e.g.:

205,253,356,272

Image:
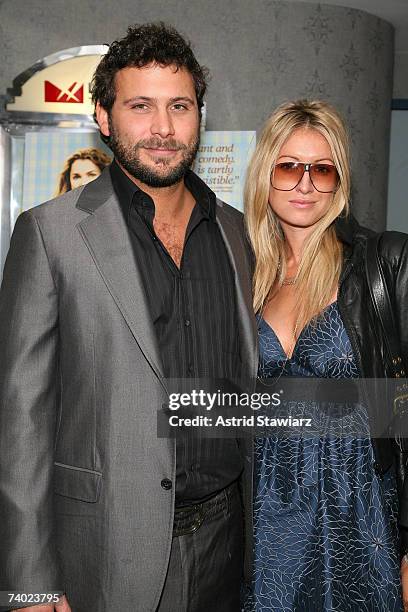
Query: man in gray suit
0,23,257,612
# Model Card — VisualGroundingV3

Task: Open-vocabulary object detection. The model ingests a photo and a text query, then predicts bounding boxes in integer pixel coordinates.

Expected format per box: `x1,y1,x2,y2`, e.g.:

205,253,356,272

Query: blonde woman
244,100,407,610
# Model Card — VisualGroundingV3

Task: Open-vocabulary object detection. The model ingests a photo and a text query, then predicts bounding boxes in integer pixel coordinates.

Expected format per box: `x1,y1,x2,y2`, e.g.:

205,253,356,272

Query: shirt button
161,478,172,490
185,319,191,327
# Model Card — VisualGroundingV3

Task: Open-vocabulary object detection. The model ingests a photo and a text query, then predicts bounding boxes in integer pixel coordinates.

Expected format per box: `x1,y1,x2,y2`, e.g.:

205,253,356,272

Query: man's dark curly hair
91,22,209,119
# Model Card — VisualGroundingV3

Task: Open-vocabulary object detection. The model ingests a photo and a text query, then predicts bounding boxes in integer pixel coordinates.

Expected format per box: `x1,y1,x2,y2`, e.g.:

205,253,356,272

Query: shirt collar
109,159,216,223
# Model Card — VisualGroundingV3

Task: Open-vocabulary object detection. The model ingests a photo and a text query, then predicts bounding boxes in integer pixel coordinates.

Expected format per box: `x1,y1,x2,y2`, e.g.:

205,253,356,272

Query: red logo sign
44,80,84,103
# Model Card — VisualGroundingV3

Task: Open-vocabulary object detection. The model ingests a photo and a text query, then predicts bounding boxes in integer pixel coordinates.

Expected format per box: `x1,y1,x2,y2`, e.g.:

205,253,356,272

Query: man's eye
172,104,188,111
132,104,149,110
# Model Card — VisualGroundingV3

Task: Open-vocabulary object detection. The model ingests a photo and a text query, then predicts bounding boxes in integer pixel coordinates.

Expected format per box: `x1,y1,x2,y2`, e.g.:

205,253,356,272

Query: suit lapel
75,169,165,382
216,201,256,539
216,201,258,380
74,171,257,383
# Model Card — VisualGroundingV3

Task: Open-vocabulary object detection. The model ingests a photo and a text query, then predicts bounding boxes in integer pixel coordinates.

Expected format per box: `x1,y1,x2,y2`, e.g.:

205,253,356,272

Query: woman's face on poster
69,158,101,189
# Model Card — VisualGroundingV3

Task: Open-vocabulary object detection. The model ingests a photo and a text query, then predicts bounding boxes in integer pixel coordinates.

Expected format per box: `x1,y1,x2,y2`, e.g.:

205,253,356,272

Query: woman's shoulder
378,230,408,250
338,214,408,257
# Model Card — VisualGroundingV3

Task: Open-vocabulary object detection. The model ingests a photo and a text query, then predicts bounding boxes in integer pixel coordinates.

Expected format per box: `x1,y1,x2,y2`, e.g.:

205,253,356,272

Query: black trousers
157,482,244,612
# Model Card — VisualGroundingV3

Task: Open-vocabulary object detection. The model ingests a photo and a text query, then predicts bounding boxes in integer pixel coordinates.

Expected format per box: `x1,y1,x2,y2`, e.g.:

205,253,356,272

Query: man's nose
150,108,175,138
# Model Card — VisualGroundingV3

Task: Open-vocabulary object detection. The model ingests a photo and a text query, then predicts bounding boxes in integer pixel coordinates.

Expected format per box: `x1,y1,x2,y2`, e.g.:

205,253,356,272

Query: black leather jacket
335,214,408,553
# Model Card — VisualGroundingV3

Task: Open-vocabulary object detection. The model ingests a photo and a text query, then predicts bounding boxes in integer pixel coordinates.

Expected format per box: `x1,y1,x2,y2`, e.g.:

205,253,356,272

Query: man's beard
108,120,199,188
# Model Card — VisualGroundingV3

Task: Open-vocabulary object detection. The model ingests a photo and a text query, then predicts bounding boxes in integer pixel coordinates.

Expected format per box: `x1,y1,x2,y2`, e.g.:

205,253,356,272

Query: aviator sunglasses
271,161,339,193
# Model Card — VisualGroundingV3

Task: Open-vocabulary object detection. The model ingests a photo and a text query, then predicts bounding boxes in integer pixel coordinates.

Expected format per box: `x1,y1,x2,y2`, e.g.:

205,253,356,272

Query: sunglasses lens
309,164,339,192
272,162,304,190
272,162,339,192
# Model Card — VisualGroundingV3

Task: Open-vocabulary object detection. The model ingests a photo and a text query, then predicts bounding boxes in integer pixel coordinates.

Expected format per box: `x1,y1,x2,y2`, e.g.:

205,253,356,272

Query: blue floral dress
243,302,402,611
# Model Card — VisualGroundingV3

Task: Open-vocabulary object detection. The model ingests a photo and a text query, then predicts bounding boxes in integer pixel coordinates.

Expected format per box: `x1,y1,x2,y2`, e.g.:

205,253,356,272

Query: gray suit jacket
0,168,257,611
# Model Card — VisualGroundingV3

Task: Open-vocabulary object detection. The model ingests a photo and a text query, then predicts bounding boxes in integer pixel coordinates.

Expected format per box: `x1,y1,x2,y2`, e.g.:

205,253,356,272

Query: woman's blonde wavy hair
244,99,351,328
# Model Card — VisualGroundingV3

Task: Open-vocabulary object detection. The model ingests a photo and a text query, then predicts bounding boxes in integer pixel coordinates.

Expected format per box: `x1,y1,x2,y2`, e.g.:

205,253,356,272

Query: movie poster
16,130,255,229
193,131,256,211
16,131,112,230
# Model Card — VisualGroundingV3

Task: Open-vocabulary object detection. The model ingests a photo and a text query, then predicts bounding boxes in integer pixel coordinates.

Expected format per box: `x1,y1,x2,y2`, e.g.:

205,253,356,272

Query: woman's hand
401,557,408,611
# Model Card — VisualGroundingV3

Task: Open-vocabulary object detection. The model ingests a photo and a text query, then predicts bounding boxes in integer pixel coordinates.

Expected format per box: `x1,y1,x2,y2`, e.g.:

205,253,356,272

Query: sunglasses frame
271,162,339,193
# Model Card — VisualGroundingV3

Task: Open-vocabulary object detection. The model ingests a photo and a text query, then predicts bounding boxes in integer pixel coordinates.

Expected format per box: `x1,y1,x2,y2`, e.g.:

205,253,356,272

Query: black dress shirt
110,161,243,504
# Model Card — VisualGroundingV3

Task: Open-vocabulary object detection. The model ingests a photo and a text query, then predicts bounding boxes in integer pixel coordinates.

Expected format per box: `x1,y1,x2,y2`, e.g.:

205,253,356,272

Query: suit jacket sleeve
0,210,61,592
392,233,408,553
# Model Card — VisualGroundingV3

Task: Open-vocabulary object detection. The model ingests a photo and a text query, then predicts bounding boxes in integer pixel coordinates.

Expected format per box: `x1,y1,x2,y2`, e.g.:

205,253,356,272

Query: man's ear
95,102,110,138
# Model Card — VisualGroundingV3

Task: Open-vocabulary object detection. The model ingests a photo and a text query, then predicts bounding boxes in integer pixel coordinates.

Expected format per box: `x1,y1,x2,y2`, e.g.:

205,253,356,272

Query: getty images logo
44,80,84,103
